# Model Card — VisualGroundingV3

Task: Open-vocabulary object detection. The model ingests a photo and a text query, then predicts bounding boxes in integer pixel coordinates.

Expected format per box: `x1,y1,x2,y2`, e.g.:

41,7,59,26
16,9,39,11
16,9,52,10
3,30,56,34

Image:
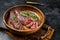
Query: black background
0,0,60,40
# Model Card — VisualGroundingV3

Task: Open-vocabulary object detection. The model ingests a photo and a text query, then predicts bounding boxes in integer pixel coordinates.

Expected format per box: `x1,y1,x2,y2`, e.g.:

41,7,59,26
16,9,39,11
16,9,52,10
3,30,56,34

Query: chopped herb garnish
20,11,39,22
13,15,16,20
20,12,28,17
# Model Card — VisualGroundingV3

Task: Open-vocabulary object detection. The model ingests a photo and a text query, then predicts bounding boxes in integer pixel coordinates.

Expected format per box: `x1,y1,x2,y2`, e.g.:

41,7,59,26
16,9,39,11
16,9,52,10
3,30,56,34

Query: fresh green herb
20,11,39,21
20,12,28,17
28,12,39,21
13,15,16,20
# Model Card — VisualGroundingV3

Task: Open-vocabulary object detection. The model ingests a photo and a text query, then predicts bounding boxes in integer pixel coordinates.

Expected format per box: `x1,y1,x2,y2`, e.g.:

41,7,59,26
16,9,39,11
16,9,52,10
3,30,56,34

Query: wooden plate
4,24,54,40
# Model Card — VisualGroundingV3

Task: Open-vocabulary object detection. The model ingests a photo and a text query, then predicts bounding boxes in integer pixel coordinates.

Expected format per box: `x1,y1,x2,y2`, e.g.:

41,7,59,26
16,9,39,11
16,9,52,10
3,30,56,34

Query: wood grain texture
4,25,54,40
